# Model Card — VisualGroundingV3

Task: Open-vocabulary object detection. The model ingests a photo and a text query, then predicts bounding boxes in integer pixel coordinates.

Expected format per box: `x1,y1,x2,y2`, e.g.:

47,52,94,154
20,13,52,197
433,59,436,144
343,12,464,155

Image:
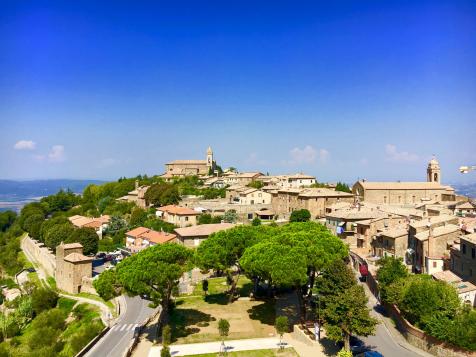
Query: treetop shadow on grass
247,299,276,326
170,308,215,342
204,292,229,305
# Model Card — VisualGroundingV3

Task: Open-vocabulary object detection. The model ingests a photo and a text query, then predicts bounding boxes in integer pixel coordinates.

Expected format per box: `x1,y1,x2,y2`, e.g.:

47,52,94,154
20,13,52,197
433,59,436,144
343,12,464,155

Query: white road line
120,324,127,331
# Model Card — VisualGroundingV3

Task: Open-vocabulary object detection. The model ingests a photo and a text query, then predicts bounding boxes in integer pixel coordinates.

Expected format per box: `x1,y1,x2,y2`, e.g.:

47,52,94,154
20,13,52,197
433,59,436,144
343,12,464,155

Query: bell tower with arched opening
427,156,441,184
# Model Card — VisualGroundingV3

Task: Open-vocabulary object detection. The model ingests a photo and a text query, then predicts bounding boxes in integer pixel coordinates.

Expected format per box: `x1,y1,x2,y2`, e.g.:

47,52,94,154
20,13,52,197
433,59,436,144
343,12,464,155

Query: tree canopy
289,209,311,222
96,243,192,321
67,227,99,255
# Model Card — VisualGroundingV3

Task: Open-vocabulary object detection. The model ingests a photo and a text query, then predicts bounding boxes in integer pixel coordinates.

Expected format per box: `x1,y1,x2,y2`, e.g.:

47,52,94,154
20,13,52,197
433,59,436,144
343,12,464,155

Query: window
383,196,387,204
463,244,467,254
472,248,475,259
248,213,253,219
185,217,189,221
398,196,401,204
433,262,437,268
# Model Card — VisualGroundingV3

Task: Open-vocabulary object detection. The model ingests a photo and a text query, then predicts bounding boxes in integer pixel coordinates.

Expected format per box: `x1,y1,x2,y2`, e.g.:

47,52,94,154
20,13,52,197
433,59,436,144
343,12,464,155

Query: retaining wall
21,236,56,277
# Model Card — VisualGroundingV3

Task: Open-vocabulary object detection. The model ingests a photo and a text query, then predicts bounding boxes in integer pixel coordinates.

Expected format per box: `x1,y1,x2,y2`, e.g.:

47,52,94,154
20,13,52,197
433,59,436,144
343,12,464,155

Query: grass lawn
183,348,299,357
170,276,276,344
47,276,57,290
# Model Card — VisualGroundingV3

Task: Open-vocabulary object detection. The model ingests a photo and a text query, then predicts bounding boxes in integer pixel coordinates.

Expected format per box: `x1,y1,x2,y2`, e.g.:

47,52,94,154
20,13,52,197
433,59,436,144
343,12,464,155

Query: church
352,158,456,205
161,146,216,178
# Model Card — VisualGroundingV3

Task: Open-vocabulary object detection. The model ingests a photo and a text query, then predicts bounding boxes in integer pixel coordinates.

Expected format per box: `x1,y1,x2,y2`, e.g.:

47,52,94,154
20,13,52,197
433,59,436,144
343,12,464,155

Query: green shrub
31,288,59,315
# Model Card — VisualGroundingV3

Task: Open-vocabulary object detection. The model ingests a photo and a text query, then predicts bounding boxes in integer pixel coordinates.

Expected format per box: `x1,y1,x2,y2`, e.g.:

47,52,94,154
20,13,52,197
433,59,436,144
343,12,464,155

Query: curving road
86,295,157,357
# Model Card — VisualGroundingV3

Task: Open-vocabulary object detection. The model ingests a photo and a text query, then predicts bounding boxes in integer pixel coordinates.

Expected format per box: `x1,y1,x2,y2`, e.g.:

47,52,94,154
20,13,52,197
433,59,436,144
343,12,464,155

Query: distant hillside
0,179,105,212
453,182,476,199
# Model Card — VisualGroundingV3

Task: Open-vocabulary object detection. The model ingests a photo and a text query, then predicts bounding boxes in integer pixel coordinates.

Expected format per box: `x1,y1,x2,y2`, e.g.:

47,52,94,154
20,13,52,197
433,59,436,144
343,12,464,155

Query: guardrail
123,308,162,357
75,326,110,357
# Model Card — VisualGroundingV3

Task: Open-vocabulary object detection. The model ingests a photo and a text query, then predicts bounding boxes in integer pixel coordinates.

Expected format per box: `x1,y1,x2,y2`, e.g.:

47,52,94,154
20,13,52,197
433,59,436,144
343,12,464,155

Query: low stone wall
291,324,319,346
21,236,56,277
386,303,476,357
80,277,97,295
350,251,476,357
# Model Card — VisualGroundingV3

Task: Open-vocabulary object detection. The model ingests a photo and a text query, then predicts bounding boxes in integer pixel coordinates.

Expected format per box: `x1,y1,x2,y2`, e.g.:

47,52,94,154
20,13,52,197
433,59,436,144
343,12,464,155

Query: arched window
434,173,438,182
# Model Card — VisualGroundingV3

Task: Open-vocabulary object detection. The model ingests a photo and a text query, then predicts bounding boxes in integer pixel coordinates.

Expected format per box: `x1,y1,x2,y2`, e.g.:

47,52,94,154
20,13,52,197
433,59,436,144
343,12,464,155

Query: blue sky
1,0,475,184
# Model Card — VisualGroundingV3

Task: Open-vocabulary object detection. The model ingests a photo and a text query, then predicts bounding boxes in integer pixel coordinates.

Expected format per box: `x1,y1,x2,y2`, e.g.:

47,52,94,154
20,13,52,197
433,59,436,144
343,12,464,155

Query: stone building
162,146,215,178
450,233,476,284
412,224,461,275
272,187,354,220
352,158,456,205
116,180,149,208
55,242,93,294
373,226,410,262
223,172,263,185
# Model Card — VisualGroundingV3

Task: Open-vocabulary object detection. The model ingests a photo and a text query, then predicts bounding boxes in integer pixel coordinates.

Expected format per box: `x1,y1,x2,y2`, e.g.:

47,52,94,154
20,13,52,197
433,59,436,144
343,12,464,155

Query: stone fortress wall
21,235,56,277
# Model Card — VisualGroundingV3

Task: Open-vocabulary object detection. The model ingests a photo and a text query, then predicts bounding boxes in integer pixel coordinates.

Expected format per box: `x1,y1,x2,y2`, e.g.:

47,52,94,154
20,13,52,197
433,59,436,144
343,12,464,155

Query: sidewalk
148,337,288,356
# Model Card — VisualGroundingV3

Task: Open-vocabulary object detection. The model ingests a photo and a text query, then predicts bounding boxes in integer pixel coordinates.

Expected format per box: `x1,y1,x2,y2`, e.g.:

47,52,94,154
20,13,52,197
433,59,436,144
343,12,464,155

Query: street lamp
459,165,476,174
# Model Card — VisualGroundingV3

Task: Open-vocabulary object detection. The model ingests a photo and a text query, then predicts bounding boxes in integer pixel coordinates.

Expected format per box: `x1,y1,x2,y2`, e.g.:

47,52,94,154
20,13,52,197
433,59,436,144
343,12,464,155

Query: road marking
120,324,127,331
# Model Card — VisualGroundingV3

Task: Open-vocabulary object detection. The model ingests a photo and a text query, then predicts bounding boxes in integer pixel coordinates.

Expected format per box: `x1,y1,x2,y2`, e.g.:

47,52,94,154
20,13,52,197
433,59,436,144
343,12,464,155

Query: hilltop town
1,146,475,357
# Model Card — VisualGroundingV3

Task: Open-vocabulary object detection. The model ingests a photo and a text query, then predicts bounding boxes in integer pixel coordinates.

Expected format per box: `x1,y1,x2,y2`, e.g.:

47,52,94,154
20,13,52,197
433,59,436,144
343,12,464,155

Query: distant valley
0,179,105,212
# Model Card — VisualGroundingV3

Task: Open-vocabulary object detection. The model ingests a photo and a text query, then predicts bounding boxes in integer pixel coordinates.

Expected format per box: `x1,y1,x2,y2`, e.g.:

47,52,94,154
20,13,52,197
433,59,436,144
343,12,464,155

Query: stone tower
427,156,441,184
206,146,214,169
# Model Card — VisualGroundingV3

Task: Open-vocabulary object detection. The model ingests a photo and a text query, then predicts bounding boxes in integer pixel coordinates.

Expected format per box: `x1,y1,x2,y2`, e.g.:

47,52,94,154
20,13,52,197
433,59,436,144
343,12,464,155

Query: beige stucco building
257,173,317,189
162,147,215,178
55,243,93,294
125,227,177,253
174,223,235,248
352,158,456,205
156,205,200,227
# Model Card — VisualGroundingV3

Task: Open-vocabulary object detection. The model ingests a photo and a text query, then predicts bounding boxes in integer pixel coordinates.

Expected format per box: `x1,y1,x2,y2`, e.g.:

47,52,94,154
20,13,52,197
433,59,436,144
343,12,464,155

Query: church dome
428,157,439,167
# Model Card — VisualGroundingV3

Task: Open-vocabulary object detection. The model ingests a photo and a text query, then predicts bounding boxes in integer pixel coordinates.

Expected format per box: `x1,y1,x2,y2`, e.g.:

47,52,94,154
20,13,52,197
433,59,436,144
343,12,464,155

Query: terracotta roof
140,230,177,244
157,205,200,216
432,270,462,284
414,224,460,241
62,242,83,249
68,215,110,228
175,223,235,237
380,227,409,238
410,215,458,229
455,202,476,209
126,227,151,238
462,233,476,244
432,270,476,294
64,252,93,263
84,221,102,229
356,181,454,191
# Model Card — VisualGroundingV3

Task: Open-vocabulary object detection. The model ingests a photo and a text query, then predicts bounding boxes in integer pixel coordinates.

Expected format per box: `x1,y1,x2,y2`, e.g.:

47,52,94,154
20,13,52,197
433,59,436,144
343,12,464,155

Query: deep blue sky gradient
1,1,475,183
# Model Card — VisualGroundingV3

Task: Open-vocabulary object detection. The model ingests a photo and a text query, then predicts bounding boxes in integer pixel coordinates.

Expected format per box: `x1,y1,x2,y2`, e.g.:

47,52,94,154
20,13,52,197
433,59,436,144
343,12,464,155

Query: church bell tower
206,146,214,169
427,156,441,184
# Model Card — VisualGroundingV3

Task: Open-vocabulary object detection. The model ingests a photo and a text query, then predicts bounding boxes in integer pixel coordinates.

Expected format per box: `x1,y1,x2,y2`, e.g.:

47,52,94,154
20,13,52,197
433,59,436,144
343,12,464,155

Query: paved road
86,295,157,357
356,278,431,357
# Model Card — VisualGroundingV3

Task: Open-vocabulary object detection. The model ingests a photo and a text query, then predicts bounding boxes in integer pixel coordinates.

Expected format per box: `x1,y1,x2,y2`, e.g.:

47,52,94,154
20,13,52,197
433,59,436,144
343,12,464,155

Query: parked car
105,254,114,261
96,252,106,259
26,267,36,273
355,351,383,357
